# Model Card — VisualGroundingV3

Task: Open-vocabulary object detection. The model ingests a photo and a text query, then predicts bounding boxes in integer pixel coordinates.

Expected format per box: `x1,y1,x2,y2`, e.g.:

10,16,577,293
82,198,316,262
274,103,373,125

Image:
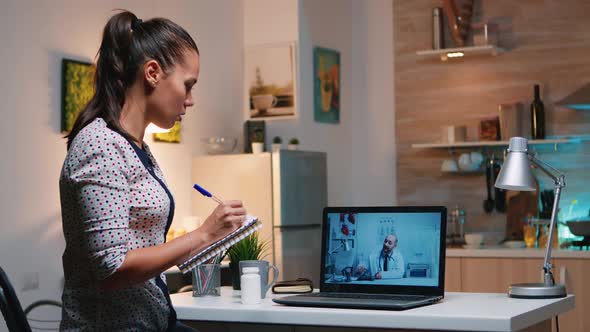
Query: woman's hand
199,200,247,242
101,200,245,291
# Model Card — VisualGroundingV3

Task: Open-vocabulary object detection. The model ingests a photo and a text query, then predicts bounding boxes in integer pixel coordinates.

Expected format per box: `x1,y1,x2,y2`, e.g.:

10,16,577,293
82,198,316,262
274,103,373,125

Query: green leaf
227,232,271,263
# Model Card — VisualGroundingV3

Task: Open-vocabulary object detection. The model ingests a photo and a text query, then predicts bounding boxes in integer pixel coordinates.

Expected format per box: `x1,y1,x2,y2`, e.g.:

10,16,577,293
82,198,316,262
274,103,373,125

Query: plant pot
230,262,241,290
271,143,281,152
287,144,298,151
251,142,264,154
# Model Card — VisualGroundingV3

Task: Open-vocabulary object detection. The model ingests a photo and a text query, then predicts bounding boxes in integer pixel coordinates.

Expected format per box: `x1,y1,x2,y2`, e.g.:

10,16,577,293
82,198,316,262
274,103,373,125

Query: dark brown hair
65,10,199,149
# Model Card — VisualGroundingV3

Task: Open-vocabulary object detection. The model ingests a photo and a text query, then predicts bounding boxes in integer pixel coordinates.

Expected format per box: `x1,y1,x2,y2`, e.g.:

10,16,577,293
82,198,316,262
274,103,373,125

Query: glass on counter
525,216,558,249
523,223,536,248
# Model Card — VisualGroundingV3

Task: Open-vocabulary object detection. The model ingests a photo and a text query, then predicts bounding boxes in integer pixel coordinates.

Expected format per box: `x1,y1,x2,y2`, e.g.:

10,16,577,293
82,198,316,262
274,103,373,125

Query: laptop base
273,293,443,310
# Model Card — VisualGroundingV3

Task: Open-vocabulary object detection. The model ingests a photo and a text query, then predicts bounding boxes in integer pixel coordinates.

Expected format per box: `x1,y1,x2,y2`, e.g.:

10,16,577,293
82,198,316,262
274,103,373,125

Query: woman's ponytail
66,10,198,149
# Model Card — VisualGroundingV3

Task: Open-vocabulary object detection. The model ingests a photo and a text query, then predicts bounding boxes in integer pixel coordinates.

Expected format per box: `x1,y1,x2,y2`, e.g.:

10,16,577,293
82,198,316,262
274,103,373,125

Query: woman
59,10,245,331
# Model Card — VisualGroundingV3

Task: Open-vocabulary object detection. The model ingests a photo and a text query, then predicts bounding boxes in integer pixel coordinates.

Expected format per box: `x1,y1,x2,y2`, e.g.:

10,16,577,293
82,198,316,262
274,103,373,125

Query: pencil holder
192,264,221,297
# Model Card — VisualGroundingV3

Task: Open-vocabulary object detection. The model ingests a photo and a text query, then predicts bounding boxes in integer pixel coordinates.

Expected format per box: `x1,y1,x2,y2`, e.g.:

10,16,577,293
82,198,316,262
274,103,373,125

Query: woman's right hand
199,200,247,242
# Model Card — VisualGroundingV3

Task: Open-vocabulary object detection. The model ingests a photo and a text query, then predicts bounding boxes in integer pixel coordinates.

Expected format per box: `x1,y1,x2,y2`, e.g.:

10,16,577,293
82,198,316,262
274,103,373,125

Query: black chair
0,266,31,332
1,267,62,332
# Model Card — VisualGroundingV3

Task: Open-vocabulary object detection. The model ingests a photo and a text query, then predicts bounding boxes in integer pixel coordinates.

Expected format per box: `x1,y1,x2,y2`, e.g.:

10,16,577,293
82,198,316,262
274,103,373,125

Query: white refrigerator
191,150,327,284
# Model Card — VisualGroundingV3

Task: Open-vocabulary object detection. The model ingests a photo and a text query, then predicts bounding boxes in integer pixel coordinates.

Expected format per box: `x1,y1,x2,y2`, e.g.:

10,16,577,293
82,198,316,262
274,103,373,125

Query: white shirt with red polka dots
59,118,173,331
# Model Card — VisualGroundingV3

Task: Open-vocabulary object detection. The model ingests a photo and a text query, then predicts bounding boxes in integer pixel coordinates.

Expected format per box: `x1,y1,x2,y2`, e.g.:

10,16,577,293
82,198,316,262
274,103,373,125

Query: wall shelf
416,45,505,61
411,138,579,149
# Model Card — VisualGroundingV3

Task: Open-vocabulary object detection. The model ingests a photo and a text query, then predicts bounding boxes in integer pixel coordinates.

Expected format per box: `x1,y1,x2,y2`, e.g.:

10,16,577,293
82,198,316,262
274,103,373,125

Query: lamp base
508,283,567,299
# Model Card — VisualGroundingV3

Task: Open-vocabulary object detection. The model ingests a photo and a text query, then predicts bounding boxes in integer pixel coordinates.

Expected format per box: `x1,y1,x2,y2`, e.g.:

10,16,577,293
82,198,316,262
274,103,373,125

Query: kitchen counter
171,287,574,331
447,247,590,259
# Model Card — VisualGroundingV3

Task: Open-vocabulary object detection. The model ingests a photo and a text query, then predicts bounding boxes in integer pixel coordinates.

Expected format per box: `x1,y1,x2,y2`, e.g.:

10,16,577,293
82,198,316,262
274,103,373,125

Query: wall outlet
21,272,39,292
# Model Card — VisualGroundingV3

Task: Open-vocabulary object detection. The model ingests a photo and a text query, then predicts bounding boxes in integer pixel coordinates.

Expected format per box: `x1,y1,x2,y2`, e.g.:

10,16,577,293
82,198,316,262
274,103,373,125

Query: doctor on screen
356,234,404,279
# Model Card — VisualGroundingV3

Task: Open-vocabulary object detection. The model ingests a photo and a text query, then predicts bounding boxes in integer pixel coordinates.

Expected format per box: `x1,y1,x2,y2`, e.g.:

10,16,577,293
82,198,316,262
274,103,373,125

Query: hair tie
131,18,143,31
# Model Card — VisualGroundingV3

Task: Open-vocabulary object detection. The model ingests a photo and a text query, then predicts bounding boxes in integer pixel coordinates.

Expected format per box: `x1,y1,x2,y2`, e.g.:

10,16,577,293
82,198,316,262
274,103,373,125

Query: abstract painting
313,47,340,124
61,59,95,133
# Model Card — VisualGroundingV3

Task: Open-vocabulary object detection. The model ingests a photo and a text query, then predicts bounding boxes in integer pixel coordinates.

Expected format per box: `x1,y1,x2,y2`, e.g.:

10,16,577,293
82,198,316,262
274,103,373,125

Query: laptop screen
320,206,446,296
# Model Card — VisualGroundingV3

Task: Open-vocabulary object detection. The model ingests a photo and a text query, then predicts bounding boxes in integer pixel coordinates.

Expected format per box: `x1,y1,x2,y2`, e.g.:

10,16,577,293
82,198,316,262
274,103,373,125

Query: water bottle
240,267,261,304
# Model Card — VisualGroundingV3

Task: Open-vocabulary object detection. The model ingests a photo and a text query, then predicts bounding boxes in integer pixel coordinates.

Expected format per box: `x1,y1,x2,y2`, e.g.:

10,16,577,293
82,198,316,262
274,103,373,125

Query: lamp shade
555,82,590,110
494,137,536,191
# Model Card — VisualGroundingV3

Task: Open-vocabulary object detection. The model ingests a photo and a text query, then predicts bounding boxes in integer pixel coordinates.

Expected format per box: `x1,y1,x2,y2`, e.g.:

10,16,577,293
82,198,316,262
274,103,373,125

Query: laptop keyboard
308,293,427,302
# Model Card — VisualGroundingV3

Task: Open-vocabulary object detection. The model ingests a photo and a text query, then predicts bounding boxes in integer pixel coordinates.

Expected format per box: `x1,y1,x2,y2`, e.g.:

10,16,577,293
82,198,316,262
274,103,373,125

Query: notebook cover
177,215,261,273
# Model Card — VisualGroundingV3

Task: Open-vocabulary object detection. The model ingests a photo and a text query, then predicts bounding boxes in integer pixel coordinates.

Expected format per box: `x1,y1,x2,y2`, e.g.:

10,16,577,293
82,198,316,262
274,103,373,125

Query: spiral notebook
177,215,262,274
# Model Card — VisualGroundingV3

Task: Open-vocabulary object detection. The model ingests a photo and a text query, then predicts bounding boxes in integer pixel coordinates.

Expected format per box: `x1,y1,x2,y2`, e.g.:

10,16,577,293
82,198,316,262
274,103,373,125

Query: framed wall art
152,122,182,143
245,42,297,120
61,59,95,133
313,47,340,124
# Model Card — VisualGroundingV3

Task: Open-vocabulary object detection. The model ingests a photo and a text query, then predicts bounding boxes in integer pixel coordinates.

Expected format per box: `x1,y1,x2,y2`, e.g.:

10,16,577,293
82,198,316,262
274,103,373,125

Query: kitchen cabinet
552,258,590,332
445,256,590,332
460,257,544,293
445,257,461,292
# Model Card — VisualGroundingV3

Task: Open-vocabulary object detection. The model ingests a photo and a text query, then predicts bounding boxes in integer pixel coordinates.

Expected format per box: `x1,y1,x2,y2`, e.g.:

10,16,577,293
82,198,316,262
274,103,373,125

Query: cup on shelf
498,102,524,140
441,159,459,172
441,125,467,143
472,23,498,47
458,152,483,171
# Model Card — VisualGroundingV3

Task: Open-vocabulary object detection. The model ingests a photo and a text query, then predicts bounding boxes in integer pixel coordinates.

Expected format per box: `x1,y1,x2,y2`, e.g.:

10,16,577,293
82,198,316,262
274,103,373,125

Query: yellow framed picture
61,59,95,133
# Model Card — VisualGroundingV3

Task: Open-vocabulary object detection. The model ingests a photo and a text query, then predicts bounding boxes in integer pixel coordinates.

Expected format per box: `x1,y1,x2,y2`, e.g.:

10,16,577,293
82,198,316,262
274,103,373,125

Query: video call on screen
324,212,441,287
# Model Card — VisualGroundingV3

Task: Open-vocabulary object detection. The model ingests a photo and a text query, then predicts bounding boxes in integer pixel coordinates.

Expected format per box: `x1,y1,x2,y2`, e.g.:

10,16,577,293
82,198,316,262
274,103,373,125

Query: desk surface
171,287,574,332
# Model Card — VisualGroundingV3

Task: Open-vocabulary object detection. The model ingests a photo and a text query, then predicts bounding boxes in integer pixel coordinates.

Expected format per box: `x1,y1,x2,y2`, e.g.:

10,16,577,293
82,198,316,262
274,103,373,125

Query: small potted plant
288,137,299,150
251,129,264,154
272,136,282,152
227,232,270,290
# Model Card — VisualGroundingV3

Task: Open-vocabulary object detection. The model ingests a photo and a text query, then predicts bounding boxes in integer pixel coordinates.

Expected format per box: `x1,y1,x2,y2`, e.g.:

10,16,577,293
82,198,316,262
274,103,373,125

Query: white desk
171,287,574,331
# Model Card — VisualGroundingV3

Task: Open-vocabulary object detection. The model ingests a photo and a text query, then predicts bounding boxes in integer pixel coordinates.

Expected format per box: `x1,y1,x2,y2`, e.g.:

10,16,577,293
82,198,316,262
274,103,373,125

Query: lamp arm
528,153,565,186
541,184,562,286
527,153,566,286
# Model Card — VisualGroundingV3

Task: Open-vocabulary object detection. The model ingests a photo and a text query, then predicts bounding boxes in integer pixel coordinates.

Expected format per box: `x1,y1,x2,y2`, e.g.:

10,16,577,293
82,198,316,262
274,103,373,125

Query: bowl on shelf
464,233,485,247
458,152,484,172
200,137,237,155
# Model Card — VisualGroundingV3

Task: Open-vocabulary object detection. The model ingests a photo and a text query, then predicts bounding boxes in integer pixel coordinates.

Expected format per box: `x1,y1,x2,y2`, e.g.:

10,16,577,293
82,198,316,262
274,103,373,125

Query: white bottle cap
242,267,259,274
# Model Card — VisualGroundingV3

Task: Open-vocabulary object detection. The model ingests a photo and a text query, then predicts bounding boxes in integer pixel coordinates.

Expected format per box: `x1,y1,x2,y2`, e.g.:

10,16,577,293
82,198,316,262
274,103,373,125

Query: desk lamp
494,137,567,298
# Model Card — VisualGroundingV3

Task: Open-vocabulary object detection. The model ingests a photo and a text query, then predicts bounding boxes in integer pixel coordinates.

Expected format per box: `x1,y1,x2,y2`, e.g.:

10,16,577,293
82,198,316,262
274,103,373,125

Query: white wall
244,0,299,45
350,0,396,205
244,0,396,206
0,1,244,329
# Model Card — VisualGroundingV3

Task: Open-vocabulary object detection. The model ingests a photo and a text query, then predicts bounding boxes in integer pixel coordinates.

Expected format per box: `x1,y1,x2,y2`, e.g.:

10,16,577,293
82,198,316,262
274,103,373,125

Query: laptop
273,206,447,310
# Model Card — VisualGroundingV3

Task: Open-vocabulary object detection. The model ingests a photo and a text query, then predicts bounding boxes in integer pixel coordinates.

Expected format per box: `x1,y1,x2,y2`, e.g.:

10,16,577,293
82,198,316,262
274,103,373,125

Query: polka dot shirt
59,118,175,331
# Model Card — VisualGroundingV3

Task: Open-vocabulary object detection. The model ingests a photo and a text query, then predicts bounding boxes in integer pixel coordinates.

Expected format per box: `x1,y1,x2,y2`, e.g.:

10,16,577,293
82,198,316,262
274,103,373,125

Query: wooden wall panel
394,0,590,233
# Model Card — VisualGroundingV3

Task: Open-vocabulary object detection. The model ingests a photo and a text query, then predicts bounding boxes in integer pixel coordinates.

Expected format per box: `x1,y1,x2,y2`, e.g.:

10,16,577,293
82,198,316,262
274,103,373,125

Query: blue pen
193,183,224,204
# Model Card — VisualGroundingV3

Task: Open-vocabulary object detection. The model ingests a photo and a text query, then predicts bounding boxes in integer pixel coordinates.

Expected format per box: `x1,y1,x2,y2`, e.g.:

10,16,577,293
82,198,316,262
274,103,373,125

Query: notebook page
177,215,261,273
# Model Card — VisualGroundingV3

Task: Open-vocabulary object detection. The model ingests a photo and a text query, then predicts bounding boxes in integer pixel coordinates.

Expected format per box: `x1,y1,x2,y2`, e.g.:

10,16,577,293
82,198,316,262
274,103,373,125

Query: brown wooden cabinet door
551,259,590,332
460,258,544,293
456,257,587,332
445,258,462,292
